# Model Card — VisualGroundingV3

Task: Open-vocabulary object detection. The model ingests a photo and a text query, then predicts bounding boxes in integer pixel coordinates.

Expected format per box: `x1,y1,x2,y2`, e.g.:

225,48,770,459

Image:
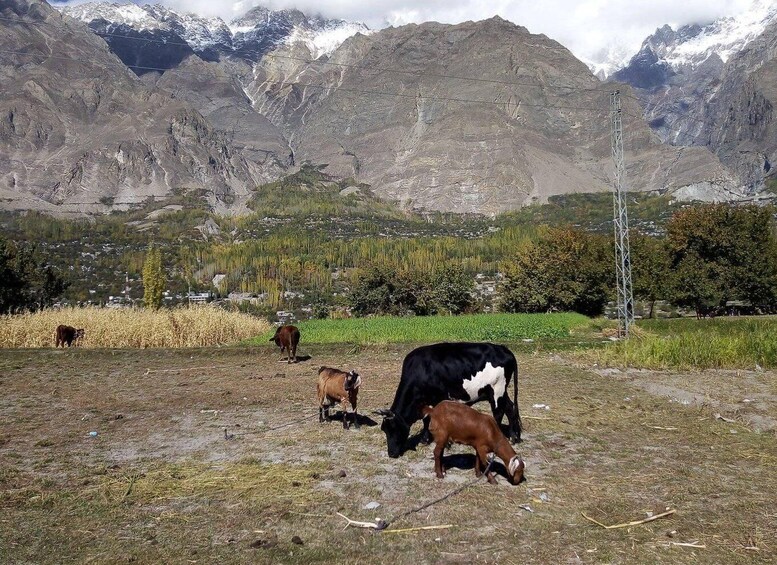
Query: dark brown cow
55,325,84,347
269,325,300,363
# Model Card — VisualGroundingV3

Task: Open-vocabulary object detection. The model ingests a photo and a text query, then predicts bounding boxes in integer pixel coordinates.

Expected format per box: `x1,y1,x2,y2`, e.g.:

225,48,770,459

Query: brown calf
269,325,300,363
317,366,361,429
422,401,525,485
55,325,84,348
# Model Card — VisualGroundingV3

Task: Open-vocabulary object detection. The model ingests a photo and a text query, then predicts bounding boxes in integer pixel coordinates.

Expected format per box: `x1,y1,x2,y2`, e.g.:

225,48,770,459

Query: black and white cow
378,342,522,458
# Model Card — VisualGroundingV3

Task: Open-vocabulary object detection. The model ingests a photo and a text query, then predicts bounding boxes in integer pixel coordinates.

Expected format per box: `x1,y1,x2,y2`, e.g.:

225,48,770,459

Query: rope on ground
336,457,494,531
144,365,234,375
224,413,317,439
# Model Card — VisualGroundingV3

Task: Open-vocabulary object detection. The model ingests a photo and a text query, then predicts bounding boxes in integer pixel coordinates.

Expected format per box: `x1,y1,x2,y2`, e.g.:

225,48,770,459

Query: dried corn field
0,306,270,348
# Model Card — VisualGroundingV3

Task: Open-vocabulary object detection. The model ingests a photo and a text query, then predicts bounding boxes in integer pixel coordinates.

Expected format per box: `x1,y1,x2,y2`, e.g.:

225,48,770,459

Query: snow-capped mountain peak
664,0,777,67
581,42,635,80
58,2,369,60
284,21,371,59
62,2,159,31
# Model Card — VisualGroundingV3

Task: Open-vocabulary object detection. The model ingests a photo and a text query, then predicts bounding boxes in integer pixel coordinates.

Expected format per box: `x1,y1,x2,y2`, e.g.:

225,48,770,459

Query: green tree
142,243,165,310
0,237,68,313
631,233,672,318
665,204,777,315
348,266,398,316
0,237,25,313
432,264,475,315
498,227,613,316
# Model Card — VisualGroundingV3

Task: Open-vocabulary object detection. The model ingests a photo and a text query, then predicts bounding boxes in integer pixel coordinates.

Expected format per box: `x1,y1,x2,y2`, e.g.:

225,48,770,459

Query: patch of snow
58,1,370,58
666,0,777,67
286,22,371,59
62,1,159,31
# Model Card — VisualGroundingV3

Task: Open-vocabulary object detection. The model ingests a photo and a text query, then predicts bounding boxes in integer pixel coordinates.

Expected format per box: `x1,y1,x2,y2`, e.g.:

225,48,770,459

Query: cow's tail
421,405,434,418
511,353,523,436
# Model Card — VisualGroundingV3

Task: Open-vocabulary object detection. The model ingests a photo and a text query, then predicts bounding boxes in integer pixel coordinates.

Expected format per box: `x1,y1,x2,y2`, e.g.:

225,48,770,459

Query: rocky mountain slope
0,0,287,215
1,1,743,216
612,1,777,192
242,16,737,213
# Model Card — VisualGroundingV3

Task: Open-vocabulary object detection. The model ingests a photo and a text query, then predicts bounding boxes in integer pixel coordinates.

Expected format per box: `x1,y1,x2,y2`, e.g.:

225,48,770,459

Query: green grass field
254,312,594,346
594,316,777,369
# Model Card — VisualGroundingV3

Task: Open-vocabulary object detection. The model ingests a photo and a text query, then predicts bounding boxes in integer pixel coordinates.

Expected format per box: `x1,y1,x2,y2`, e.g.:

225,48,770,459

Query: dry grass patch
0,305,270,348
1,346,775,564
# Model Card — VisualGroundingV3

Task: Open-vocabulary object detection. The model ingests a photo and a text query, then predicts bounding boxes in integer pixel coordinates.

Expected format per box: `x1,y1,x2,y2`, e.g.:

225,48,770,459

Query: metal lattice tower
610,90,635,337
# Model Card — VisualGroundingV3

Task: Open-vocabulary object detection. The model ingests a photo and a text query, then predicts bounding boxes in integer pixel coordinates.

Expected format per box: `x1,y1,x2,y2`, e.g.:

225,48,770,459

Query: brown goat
317,366,361,429
269,325,300,363
422,401,525,485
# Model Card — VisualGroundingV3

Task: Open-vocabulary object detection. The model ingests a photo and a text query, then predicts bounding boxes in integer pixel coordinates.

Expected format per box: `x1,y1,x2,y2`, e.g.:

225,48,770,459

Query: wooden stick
644,424,679,431
382,525,454,534
523,416,552,420
122,474,139,500
581,508,676,529
336,512,386,530
666,542,706,549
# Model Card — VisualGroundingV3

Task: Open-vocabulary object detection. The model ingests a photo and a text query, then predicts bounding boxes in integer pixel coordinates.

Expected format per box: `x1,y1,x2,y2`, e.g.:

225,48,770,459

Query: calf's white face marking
462,362,506,401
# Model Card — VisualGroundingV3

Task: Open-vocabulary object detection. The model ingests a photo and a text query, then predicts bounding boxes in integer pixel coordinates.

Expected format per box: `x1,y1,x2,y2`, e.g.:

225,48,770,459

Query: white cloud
55,0,775,63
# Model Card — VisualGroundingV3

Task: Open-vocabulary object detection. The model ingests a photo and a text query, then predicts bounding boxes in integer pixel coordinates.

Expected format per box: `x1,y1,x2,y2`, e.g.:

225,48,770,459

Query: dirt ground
1,344,775,564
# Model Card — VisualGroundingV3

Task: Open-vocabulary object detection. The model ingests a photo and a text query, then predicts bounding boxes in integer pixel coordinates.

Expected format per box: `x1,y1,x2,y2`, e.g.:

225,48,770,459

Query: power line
0,48,612,111
1,17,719,146
0,13,621,96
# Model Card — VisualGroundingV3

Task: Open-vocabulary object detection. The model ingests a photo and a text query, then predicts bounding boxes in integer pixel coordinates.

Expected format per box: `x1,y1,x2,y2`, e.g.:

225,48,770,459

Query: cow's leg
291,341,297,363
319,405,325,422
504,394,522,443
433,437,447,478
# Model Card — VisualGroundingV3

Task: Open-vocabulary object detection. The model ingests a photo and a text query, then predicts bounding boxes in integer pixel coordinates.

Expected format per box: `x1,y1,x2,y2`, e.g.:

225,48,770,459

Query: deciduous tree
142,243,165,310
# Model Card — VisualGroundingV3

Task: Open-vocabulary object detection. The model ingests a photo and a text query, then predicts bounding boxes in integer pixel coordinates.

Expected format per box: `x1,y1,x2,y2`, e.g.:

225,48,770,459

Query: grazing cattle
378,342,522,458
269,325,300,363
422,401,525,485
317,366,361,429
55,325,84,348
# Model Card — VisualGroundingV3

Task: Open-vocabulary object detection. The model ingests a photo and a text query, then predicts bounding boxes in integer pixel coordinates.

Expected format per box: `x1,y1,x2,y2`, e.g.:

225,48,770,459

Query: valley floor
1,345,775,564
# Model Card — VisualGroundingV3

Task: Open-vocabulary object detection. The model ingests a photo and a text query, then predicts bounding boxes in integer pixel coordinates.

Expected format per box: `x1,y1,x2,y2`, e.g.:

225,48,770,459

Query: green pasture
255,312,594,345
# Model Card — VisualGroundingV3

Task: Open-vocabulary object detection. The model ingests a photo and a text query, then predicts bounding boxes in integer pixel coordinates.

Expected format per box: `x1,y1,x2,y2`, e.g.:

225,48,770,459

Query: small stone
250,539,276,549
291,536,303,545
338,470,347,478
292,481,301,487
115,414,124,420
363,501,381,510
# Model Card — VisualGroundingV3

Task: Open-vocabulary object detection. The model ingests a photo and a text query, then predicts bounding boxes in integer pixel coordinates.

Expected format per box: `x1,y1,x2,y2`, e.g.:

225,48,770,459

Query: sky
55,0,773,65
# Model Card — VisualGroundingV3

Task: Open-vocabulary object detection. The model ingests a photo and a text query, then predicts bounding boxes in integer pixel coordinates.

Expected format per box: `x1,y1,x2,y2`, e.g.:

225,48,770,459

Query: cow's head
75,329,85,341
375,409,409,458
507,456,525,485
269,327,281,345
344,370,360,391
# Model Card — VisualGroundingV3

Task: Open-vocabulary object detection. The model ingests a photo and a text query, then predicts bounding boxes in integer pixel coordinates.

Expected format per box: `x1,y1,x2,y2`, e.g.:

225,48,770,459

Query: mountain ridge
0,1,750,216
